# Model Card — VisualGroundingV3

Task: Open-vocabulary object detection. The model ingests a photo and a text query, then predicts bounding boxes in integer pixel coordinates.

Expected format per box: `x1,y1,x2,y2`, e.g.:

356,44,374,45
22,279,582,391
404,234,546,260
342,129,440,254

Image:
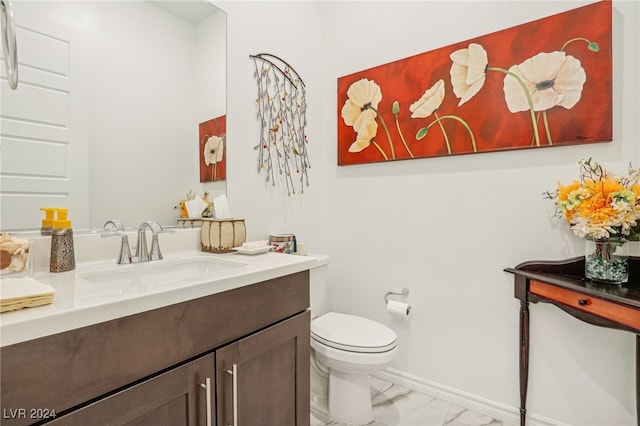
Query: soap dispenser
50,208,76,272
40,207,56,236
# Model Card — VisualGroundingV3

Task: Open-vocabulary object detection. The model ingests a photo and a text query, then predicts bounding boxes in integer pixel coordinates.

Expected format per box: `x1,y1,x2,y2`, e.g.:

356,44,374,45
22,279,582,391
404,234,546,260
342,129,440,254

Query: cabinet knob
578,299,590,306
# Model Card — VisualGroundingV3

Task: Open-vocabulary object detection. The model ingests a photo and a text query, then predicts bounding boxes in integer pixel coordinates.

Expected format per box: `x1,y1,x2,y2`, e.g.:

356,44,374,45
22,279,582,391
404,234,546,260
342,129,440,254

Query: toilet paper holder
384,288,409,303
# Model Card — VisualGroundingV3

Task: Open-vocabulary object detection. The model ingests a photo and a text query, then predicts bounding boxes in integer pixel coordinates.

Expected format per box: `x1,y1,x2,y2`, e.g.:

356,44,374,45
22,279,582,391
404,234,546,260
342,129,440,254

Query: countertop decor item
201,219,246,253
0,233,29,275
49,208,75,273
184,196,208,219
0,277,55,312
269,234,296,254
174,191,213,219
250,53,310,196
233,242,273,255
544,158,640,284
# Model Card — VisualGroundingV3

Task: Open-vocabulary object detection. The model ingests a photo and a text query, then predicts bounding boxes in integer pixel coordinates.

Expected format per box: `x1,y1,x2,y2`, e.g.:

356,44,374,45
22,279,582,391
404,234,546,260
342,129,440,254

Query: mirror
0,0,226,232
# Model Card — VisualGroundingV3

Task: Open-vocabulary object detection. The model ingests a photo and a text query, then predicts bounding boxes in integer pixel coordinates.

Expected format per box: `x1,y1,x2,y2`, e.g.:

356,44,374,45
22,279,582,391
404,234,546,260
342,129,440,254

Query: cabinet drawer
530,280,640,331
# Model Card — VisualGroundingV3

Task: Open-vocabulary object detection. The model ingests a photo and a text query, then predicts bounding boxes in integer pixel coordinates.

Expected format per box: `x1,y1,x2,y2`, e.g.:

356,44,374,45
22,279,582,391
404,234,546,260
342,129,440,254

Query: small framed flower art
337,0,612,165
199,115,226,182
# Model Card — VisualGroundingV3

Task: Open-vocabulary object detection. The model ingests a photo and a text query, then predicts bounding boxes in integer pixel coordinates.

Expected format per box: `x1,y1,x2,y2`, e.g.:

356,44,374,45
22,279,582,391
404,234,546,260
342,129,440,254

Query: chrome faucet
101,219,133,264
134,221,173,262
101,220,173,264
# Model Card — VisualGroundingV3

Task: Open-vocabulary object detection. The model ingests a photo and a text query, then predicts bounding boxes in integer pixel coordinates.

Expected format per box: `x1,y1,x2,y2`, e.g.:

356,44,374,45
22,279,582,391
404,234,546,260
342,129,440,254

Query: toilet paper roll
386,300,411,317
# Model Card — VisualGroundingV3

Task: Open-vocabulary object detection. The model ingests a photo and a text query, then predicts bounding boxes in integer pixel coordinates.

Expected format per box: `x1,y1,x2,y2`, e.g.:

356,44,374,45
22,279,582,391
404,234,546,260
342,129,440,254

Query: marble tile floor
311,376,516,426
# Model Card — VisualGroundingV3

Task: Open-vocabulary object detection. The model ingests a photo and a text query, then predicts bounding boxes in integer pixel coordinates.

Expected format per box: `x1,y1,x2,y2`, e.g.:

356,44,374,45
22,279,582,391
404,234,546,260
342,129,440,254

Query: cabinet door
216,311,310,426
48,354,215,426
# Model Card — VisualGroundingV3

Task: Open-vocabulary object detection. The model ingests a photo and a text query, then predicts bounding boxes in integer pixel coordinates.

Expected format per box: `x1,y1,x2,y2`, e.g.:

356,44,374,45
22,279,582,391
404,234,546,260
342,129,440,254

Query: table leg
636,335,639,426
520,301,530,426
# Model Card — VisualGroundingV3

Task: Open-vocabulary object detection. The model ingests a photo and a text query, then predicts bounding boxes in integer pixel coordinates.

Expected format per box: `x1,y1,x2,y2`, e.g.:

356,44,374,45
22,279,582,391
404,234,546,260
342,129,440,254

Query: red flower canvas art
337,1,612,166
199,115,226,182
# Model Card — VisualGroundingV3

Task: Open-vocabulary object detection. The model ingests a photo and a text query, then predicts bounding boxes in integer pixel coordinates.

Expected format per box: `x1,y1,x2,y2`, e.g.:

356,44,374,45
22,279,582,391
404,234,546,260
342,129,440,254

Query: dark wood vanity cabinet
1,271,311,426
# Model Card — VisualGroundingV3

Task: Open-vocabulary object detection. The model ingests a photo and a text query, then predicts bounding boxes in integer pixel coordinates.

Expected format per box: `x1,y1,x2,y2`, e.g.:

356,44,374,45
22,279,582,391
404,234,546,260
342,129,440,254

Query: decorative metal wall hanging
250,53,310,195
337,0,611,165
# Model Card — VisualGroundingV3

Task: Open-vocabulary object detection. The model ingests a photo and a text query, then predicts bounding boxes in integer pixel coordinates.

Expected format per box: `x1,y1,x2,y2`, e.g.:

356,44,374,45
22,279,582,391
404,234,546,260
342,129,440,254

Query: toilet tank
309,254,330,319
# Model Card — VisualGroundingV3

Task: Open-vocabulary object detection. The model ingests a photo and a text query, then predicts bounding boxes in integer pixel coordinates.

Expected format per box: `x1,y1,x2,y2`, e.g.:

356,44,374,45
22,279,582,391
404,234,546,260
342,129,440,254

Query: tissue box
201,219,246,253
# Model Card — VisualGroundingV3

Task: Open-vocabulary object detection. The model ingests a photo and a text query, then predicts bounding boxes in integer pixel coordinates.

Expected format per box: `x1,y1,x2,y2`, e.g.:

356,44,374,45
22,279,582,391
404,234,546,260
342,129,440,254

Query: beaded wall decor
250,53,310,196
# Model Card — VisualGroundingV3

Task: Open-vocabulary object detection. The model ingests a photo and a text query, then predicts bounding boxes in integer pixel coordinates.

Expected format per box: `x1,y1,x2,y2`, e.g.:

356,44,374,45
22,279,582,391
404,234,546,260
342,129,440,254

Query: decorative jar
269,234,296,254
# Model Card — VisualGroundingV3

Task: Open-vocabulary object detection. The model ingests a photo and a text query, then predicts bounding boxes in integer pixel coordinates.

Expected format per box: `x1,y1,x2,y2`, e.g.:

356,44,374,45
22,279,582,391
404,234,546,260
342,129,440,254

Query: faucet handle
142,220,162,234
135,221,175,262
103,219,125,231
149,223,171,261
142,221,175,261
101,220,126,238
101,221,132,264
141,221,175,234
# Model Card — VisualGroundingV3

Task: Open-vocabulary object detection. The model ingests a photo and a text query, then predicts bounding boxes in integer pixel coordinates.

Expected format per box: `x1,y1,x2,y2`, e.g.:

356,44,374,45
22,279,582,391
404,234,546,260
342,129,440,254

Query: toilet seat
311,312,397,353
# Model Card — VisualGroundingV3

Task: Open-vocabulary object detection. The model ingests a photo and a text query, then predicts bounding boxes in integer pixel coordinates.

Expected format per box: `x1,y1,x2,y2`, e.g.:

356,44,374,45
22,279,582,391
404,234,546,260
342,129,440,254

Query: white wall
221,1,328,247
222,1,639,425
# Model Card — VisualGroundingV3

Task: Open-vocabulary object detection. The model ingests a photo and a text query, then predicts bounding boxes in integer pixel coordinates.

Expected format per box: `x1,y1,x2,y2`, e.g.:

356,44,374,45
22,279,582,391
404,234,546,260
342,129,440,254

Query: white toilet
310,258,399,425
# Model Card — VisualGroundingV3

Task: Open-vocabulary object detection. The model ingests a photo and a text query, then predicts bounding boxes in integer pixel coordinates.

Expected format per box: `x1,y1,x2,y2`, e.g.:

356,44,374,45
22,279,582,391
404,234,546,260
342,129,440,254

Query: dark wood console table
505,257,640,426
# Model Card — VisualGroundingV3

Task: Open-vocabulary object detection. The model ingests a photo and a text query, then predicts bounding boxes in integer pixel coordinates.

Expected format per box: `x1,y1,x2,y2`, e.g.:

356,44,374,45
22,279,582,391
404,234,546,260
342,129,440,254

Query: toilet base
328,369,373,425
310,349,329,414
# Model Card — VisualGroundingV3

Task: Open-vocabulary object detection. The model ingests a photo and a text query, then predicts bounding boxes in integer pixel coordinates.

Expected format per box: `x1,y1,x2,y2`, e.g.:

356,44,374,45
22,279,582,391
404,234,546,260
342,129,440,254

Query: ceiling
148,1,217,25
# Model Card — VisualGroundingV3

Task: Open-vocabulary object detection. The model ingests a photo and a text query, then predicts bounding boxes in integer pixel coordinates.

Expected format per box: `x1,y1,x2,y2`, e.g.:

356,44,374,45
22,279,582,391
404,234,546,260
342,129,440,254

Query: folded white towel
1,277,56,313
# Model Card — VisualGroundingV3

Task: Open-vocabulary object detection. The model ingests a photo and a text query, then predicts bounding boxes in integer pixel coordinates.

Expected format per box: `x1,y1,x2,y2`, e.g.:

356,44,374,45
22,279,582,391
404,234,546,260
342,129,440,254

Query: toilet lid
311,312,397,353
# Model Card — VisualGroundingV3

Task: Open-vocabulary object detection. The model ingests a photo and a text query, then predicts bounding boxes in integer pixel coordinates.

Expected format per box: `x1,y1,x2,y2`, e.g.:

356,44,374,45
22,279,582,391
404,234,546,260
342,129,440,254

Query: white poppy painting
337,0,612,165
199,116,226,182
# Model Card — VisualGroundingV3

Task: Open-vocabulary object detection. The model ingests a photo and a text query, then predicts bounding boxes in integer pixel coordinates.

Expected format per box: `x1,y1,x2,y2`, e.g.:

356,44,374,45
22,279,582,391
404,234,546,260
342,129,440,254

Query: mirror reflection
0,0,226,231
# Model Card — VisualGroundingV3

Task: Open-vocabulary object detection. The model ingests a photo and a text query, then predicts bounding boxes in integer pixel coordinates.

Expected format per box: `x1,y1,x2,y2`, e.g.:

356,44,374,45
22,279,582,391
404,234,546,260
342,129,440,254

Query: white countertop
0,228,327,347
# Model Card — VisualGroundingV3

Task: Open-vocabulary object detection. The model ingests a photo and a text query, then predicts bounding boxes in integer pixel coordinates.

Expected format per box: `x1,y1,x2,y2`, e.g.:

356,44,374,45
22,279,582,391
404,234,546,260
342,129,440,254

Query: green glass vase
585,238,628,285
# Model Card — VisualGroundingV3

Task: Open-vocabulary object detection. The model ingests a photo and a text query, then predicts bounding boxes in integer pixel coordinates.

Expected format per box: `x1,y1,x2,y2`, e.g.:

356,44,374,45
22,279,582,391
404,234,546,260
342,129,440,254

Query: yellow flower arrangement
545,158,640,241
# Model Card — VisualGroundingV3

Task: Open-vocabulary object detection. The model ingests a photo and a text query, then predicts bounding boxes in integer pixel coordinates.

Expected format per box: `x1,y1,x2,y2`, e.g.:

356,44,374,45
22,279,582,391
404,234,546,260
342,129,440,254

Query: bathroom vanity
1,229,315,425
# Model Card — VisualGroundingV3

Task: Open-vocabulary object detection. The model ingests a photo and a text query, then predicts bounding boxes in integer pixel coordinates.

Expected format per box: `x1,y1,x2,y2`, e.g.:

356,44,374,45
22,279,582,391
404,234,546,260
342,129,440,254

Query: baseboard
373,368,569,426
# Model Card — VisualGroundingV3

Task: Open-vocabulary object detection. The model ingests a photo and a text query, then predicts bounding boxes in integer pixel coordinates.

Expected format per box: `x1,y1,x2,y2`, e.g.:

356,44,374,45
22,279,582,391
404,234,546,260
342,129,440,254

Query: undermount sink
77,257,247,300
